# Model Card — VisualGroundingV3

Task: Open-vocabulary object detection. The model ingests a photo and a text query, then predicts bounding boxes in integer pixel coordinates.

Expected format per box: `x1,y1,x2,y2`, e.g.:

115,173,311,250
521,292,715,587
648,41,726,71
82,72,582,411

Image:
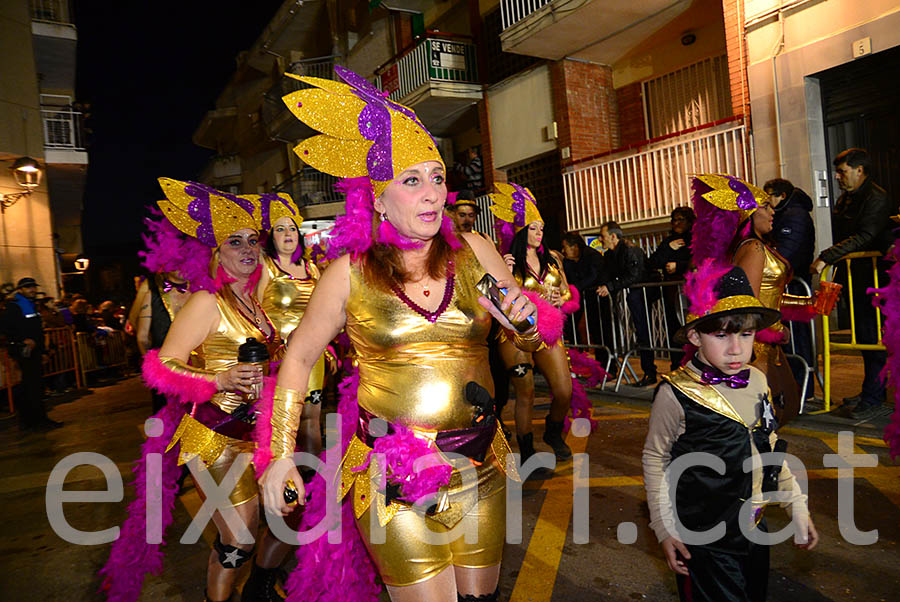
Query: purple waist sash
356,407,496,462
191,400,256,441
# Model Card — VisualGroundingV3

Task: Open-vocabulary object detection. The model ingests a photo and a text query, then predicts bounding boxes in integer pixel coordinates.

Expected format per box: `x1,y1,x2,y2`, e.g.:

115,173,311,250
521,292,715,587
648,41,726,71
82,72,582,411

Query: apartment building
1,0,88,296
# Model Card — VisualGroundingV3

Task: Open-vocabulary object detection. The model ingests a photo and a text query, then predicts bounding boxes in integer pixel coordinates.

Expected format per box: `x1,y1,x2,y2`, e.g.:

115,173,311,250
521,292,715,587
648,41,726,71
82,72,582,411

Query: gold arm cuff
781,293,812,308
159,356,217,384
507,327,543,353
270,385,304,459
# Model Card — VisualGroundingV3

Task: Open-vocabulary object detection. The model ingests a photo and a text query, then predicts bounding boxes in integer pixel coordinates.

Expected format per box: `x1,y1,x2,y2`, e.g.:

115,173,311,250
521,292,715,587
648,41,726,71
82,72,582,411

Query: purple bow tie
162,280,188,294
701,367,750,389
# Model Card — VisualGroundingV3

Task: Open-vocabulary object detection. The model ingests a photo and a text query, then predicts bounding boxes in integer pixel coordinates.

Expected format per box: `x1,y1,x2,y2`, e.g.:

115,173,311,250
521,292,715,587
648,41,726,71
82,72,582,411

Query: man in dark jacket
562,232,612,356
597,221,656,385
648,207,694,369
1,278,62,431
765,178,816,401
811,148,899,418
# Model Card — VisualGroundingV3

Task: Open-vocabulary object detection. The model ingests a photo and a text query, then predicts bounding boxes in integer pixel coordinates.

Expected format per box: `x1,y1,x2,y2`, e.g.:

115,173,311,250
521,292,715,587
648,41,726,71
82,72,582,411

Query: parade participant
643,262,818,602
100,179,291,602
691,174,825,426
492,183,582,463
135,211,204,413
256,65,542,602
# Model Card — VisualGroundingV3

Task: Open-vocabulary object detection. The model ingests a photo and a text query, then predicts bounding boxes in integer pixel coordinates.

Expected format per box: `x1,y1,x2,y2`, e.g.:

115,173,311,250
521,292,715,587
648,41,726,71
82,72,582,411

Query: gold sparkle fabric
661,367,747,426
521,262,570,303
346,242,493,430
693,173,768,222
270,385,304,460
282,70,444,199
489,182,543,231
685,294,769,324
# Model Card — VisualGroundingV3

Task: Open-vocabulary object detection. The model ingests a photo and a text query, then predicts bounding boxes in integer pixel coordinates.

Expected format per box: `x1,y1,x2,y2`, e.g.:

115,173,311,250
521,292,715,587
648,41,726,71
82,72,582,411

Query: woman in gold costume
258,213,330,456
100,178,301,602
491,183,577,464
256,66,541,602
691,174,820,426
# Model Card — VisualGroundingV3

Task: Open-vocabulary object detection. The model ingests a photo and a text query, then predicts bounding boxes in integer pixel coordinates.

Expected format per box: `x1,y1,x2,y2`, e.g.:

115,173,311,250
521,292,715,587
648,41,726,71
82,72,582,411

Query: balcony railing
500,0,552,30
274,166,341,208
262,56,338,141
563,121,753,231
41,109,85,150
30,0,71,24
375,35,479,104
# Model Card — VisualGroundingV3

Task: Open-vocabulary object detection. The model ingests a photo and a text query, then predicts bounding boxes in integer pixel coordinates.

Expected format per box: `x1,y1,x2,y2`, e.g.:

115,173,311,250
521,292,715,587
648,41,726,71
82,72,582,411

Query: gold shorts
353,460,506,587
168,414,258,507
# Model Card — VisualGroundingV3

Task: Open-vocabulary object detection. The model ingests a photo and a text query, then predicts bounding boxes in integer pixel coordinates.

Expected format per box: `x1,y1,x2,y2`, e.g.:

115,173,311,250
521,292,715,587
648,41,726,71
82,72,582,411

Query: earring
380,212,387,222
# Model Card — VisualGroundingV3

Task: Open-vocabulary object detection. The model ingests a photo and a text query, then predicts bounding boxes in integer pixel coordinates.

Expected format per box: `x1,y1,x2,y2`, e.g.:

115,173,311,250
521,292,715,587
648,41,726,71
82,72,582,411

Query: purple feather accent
376,217,425,249
325,177,376,260
868,238,900,459
496,220,516,255
139,209,215,292
259,193,297,231
98,399,185,601
691,183,740,267
727,176,759,211
683,258,732,318
283,369,381,602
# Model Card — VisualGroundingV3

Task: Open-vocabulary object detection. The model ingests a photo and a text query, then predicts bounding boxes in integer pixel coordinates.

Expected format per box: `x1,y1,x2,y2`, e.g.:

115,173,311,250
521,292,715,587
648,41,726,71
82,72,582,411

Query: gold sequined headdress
157,178,299,247
282,66,444,199
489,182,543,232
693,173,767,222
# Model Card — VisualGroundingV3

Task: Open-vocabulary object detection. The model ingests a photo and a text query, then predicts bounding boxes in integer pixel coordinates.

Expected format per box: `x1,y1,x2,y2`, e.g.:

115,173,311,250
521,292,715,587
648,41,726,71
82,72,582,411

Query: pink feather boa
868,239,900,460
98,401,185,601
353,427,452,504
139,208,215,292
560,285,580,315
755,327,788,345
780,302,817,322
523,290,565,345
140,349,218,404
563,349,607,432
251,376,278,478
683,258,731,318
283,369,380,602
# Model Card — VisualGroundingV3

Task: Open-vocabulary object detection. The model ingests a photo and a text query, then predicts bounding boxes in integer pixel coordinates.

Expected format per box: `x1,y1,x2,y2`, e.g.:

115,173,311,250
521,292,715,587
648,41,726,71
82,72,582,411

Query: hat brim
675,305,781,344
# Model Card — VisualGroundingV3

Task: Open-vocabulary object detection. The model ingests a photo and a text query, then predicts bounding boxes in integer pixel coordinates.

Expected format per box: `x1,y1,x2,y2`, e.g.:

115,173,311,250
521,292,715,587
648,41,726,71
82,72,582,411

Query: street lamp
1,156,43,213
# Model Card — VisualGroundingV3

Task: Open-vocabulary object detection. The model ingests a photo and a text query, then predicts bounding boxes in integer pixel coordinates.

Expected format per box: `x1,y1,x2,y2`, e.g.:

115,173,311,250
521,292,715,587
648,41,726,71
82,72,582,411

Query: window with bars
642,55,732,139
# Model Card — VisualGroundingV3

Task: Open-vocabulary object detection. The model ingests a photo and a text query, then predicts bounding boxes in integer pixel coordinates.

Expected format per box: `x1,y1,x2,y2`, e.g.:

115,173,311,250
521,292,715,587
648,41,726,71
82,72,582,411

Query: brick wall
477,97,506,189
722,0,749,119
616,83,645,147
550,59,620,163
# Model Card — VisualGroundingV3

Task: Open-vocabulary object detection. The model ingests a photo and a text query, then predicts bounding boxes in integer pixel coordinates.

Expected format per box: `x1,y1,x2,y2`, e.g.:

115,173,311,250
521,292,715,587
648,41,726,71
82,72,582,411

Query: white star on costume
514,365,527,376
222,549,242,567
310,390,322,404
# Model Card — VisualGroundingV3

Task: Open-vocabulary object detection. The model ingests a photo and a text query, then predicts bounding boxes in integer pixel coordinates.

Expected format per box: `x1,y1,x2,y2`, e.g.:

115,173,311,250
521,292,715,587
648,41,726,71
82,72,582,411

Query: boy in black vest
642,264,818,601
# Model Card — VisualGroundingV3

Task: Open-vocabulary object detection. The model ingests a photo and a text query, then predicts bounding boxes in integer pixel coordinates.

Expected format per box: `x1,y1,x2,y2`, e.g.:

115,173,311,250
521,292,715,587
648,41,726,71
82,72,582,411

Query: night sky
74,1,284,256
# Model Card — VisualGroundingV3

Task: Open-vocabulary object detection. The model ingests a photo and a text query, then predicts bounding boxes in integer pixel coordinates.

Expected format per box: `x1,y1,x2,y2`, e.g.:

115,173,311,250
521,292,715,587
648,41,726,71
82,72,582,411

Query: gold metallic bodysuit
167,288,280,506
341,241,516,586
260,254,326,397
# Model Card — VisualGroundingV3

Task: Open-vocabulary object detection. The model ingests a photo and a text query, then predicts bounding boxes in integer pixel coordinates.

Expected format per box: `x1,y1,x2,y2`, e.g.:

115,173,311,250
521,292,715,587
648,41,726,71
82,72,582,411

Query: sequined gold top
518,257,571,304
195,289,280,414
260,254,321,341
736,239,809,334
346,241,493,431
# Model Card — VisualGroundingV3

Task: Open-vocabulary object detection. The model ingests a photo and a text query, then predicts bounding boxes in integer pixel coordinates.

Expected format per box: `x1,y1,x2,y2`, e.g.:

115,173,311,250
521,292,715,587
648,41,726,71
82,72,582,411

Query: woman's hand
548,286,562,307
477,279,537,332
503,253,516,272
259,457,305,517
668,238,686,250
215,363,262,393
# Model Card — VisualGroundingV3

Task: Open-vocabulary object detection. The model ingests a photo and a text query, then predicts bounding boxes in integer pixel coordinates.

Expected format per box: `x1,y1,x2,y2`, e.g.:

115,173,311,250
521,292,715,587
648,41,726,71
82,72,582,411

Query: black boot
458,587,500,601
516,433,553,480
240,564,286,602
542,416,572,461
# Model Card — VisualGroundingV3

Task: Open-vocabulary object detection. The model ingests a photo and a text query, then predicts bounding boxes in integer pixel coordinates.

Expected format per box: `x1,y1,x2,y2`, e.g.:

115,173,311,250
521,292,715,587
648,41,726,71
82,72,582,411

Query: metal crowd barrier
817,251,886,413
43,327,83,388
75,329,129,384
564,276,823,413
0,347,19,413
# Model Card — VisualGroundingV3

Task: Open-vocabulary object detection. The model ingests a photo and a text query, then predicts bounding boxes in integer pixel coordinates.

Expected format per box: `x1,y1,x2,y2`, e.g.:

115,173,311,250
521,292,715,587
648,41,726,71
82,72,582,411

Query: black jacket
562,246,609,294
604,241,647,294
821,177,898,264
773,188,815,279
1,294,44,356
648,229,693,280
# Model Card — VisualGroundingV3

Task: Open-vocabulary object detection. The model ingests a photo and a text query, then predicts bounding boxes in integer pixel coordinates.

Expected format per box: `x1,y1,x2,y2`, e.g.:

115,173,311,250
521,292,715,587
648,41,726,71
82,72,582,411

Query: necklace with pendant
235,294,262,326
422,282,430,297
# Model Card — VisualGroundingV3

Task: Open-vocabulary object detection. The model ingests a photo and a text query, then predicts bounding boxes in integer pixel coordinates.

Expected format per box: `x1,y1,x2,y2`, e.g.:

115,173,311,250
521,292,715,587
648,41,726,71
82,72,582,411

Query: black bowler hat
675,265,780,343
16,277,39,289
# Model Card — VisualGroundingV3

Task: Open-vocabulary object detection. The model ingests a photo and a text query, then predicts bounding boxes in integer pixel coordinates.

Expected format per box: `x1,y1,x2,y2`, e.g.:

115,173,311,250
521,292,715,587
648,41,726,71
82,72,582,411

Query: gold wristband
159,356,218,384
781,293,812,308
270,385,304,459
